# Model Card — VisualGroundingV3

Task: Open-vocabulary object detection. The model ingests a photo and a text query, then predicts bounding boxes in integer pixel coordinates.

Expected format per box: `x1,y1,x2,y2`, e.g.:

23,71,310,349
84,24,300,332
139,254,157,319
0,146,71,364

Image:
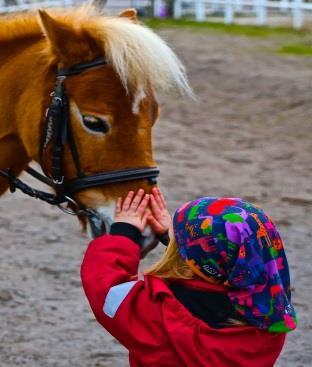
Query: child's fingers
158,188,167,208
147,215,159,227
152,187,165,210
150,194,162,217
137,194,150,215
130,189,145,211
122,191,134,211
142,211,150,227
147,215,164,233
115,197,122,214
155,187,166,209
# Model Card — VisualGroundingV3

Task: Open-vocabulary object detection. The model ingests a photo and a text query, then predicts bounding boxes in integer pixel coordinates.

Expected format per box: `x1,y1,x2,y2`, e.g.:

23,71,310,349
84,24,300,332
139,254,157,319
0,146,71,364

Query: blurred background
0,1,311,366
2,0,312,28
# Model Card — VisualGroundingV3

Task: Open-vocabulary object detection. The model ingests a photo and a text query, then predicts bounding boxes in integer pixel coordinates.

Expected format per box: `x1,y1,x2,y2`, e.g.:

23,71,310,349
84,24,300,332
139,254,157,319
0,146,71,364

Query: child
81,188,297,367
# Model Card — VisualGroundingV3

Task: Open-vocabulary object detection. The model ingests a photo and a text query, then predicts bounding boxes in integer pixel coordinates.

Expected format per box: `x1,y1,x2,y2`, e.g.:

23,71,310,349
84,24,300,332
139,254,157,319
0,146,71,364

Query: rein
0,57,159,218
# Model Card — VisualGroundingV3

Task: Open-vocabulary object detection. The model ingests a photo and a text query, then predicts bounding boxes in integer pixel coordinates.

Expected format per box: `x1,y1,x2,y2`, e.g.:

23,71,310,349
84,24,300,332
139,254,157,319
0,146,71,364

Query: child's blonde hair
145,235,248,327
145,236,222,283
145,237,195,280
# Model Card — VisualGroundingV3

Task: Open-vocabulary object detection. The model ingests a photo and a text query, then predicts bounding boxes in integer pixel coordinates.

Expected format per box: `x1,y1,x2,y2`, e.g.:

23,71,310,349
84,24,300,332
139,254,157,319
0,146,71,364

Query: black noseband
0,57,159,217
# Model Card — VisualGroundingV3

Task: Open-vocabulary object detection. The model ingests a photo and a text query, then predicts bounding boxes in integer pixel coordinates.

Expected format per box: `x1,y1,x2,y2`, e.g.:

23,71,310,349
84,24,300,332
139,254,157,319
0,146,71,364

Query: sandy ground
1,28,312,366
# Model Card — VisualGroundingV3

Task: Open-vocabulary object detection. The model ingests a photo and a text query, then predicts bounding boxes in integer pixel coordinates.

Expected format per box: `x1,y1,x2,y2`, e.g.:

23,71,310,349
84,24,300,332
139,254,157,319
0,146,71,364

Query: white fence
0,0,76,13
105,0,151,10
1,0,312,29
160,0,312,29
0,0,152,14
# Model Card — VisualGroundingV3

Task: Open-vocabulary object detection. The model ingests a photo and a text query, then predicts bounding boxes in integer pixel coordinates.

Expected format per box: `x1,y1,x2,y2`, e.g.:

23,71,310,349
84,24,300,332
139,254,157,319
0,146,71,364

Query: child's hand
114,189,150,233
147,187,172,235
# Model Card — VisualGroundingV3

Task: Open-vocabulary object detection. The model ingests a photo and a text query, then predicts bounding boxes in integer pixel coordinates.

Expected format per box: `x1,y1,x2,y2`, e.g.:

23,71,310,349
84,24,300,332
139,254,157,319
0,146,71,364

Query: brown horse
0,6,191,245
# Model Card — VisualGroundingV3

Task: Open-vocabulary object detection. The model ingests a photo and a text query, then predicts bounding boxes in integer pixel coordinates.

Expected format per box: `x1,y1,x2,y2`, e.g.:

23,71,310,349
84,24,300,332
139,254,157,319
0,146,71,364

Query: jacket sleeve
81,232,141,318
80,231,173,360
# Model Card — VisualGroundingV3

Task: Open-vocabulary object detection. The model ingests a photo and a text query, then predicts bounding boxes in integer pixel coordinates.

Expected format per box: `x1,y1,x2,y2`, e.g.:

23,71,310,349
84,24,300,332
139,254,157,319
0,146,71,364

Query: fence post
195,0,206,21
235,0,243,12
0,0,5,14
173,0,182,19
224,0,234,24
293,0,303,29
256,0,267,25
280,0,289,13
63,0,74,7
153,0,162,17
134,1,142,8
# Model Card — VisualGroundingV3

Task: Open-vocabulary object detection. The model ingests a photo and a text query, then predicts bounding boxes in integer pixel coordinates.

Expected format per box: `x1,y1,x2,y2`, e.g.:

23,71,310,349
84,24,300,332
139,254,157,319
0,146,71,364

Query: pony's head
2,7,192,240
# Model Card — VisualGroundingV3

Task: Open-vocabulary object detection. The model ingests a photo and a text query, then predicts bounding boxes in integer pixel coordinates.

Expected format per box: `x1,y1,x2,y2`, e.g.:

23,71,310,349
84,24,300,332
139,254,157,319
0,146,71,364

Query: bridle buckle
53,176,64,185
56,75,66,84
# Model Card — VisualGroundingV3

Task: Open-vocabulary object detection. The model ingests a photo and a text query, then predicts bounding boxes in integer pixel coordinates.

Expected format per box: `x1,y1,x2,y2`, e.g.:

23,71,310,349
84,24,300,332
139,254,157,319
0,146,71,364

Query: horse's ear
119,8,138,22
38,9,93,64
38,10,72,51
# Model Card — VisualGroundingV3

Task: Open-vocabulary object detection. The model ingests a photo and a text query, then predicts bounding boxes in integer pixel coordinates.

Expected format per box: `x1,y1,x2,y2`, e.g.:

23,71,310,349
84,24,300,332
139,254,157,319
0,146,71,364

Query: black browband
0,57,159,217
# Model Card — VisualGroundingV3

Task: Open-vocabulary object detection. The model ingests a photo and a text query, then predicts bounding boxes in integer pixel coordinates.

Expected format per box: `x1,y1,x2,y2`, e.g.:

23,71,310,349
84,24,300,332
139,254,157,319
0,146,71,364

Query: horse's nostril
87,212,108,238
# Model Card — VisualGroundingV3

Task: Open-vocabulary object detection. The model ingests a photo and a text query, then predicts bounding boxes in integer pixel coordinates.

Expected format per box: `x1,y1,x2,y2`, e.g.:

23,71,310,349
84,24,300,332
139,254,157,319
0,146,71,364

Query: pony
0,6,192,244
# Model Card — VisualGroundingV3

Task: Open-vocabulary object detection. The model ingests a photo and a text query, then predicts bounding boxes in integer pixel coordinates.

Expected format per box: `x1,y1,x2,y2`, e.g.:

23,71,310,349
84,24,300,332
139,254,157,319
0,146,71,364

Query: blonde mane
0,6,193,96
96,16,193,96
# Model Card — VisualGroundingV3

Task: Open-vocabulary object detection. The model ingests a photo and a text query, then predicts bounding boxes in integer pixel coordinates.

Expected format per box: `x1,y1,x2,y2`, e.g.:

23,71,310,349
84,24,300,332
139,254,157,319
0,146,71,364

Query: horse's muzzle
87,210,158,258
87,210,110,238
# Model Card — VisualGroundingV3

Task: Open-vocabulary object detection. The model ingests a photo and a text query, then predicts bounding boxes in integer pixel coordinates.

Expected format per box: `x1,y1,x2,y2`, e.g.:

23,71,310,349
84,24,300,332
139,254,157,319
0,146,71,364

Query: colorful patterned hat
173,197,297,332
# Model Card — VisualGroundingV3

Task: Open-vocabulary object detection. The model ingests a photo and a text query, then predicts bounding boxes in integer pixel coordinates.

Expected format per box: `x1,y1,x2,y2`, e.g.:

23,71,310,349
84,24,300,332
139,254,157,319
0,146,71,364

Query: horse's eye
82,115,110,134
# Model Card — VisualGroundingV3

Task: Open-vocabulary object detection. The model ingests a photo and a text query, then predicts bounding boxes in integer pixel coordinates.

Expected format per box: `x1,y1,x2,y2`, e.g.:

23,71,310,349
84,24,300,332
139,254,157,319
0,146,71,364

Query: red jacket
81,234,286,367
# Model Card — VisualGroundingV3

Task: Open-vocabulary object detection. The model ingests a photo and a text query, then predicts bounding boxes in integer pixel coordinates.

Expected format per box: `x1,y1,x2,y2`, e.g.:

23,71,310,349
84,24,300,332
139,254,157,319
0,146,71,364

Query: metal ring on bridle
56,196,100,218
57,195,84,216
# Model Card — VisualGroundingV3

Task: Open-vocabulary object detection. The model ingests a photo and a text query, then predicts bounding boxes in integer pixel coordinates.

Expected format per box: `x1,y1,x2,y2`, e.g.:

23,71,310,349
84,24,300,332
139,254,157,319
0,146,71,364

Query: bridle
0,57,159,220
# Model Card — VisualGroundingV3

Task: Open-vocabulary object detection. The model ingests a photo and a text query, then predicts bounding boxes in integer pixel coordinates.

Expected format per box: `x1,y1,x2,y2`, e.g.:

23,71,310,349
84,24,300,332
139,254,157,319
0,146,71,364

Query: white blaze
132,88,146,115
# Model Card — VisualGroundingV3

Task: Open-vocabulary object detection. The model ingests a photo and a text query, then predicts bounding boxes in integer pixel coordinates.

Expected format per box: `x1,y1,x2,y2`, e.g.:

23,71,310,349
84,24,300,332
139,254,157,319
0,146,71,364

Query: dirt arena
0,26,311,366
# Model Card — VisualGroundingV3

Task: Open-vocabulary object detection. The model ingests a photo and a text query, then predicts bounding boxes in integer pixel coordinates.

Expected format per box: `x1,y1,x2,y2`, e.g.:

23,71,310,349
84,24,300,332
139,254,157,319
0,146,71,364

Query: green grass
278,43,312,56
145,18,307,38
145,18,312,56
